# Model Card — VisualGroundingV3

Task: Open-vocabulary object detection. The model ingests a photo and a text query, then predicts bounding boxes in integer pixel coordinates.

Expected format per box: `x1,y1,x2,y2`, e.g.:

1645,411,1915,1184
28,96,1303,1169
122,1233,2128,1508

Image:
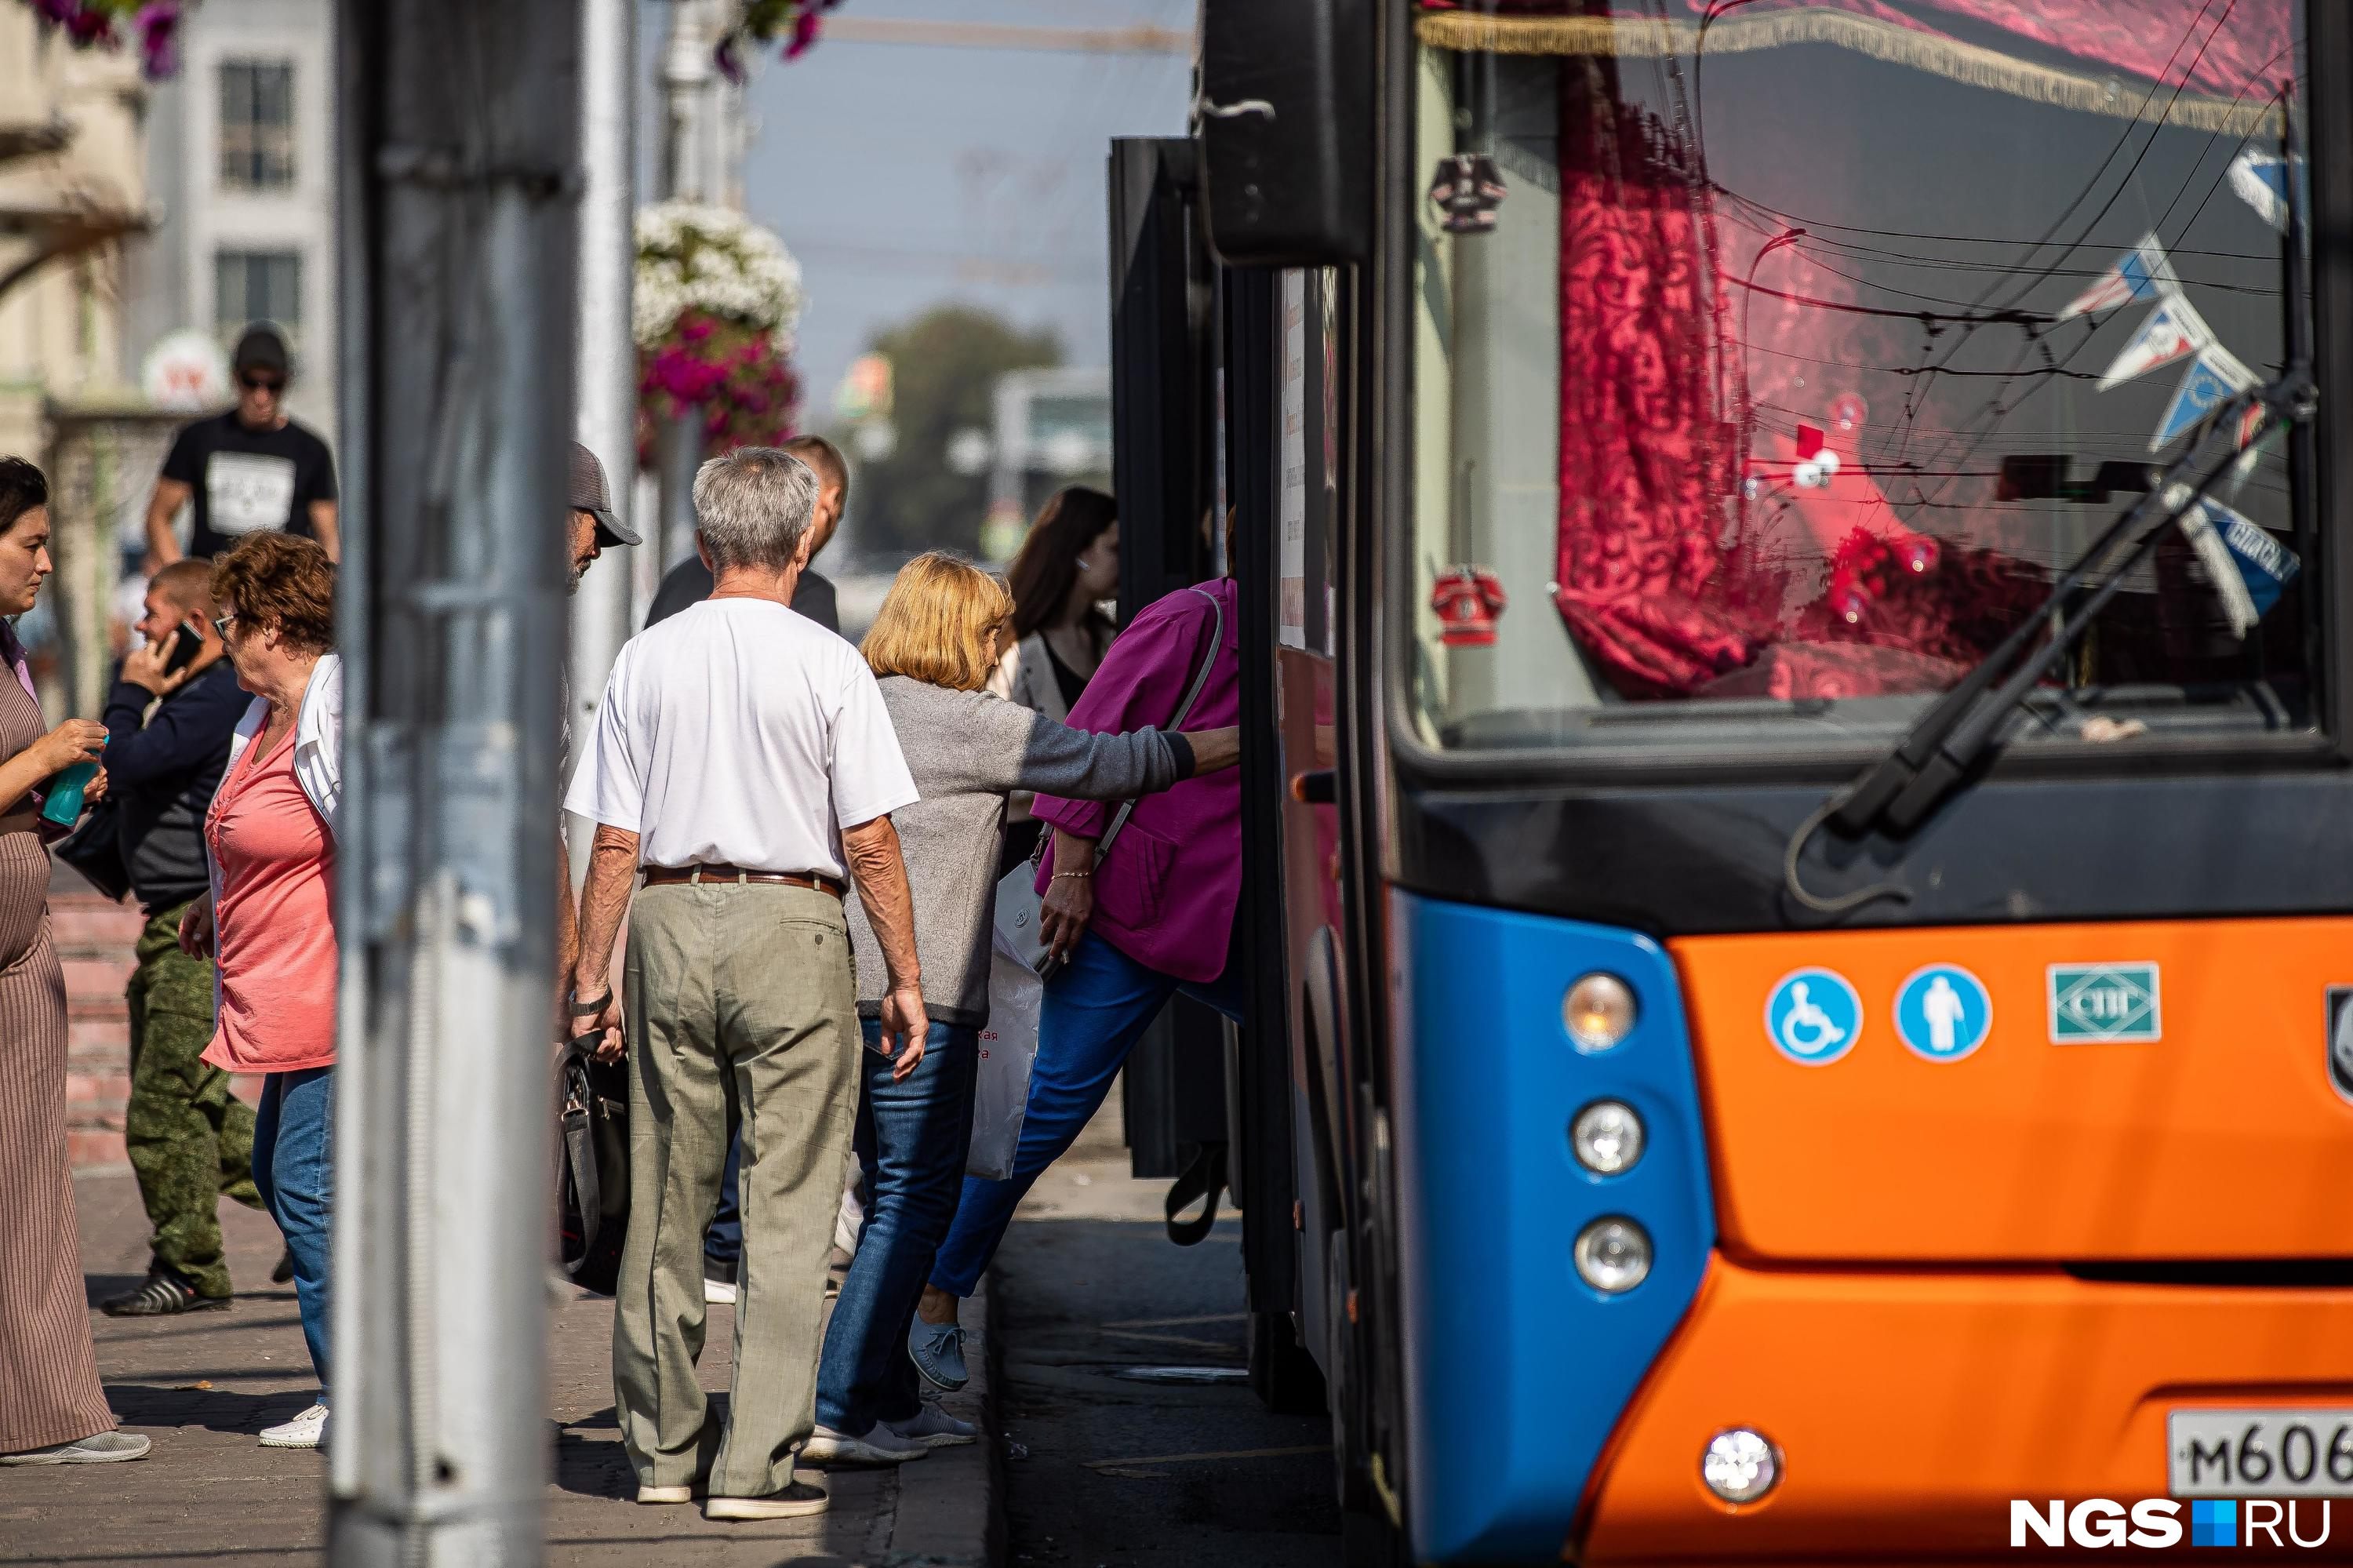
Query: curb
884,1271,1002,1568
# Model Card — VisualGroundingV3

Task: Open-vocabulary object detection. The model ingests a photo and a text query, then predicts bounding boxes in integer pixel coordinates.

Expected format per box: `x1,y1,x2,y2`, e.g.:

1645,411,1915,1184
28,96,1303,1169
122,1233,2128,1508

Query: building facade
127,0,337,436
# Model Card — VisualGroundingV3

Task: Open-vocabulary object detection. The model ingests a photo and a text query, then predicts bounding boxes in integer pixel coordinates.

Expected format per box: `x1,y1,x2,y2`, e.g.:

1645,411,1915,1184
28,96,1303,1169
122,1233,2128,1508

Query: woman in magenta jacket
910,576,1240,1390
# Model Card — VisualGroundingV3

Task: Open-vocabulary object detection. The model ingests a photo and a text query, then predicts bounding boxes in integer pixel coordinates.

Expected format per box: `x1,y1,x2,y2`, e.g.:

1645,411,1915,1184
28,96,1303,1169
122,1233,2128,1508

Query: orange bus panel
1671,919,2353,1261
1575,1257,2353,1563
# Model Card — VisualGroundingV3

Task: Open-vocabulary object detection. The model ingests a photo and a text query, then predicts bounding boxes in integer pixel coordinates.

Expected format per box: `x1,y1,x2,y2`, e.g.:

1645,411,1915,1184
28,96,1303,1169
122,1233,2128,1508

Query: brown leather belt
642,862,844,898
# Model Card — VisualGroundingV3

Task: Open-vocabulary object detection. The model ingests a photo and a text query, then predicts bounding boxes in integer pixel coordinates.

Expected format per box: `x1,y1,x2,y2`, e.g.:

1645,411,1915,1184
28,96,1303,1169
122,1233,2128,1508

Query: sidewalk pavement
4,1166,997,1567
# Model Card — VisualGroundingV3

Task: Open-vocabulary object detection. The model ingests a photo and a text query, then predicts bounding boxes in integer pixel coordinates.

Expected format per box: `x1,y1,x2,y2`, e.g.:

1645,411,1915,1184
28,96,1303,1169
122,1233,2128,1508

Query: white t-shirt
565,598,918,877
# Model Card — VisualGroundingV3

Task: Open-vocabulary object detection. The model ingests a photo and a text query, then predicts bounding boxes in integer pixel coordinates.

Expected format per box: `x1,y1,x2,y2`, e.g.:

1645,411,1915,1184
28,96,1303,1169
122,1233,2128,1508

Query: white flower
632,199,806,346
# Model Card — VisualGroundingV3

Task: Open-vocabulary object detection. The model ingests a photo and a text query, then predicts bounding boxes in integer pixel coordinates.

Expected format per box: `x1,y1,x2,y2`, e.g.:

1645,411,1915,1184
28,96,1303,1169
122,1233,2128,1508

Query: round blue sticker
1893,964,1992,1062
1764,968,1862,1065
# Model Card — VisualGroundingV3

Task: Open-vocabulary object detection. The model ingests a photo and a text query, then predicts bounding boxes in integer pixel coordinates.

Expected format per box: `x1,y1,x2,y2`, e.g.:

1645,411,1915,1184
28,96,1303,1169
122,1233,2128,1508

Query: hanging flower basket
16,0,185,78
634,202,807,467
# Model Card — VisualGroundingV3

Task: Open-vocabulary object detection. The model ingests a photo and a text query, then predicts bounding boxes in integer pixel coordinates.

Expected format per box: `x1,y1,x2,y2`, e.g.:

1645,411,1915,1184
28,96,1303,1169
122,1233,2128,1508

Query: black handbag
53,798,131,903
555,1033,630,1296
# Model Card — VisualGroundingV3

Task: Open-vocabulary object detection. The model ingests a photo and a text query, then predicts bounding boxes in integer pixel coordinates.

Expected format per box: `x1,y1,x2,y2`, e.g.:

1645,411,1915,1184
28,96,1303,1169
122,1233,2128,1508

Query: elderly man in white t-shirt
567,447,926,1524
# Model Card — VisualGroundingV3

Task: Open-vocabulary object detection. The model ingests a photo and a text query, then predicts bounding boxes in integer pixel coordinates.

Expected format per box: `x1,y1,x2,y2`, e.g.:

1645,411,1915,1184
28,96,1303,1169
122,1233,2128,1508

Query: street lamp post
328,1,577,1562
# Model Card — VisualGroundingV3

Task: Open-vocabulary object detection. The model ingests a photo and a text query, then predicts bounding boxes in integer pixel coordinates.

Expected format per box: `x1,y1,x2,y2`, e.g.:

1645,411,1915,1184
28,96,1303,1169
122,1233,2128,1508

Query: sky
642,0,1195,431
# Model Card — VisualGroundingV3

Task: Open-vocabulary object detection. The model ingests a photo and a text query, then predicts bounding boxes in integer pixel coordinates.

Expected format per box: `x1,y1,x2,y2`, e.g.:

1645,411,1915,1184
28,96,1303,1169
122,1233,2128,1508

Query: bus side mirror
1197,0,1373,267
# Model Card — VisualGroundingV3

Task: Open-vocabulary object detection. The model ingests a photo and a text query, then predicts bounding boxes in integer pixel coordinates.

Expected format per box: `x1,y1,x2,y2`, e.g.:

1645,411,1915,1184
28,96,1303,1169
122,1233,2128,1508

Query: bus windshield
1408,0,2313,757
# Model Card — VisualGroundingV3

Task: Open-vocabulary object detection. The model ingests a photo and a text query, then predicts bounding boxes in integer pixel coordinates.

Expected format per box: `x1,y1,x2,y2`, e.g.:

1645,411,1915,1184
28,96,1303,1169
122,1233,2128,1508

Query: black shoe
271,1247,295,1284
102,1270,228,1317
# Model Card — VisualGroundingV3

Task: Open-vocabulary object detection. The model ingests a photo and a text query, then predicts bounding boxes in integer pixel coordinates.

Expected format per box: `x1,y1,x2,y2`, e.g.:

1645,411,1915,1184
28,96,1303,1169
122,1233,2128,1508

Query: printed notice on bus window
1279,270,1307,650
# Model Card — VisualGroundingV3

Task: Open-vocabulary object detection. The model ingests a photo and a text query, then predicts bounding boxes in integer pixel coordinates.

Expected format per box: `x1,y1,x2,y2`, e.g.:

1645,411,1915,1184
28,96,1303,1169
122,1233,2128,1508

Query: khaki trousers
613,880,860,1498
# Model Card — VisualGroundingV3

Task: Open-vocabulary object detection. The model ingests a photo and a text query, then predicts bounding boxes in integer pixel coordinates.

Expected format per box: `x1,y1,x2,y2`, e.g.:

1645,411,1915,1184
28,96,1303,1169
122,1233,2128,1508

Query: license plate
2169,1410,2353,1497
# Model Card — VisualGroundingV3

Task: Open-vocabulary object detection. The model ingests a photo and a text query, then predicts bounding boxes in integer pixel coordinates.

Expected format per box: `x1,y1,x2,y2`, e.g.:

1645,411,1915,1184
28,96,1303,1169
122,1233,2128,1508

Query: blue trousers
929,930,1242,1297
814,1019,978,1434
706,1130,744,1271
251,1066,333,1390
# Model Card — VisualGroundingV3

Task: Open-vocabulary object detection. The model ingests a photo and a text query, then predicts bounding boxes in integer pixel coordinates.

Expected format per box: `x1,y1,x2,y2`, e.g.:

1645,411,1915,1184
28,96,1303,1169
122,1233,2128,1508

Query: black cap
232,324,290,379
569,442,638,547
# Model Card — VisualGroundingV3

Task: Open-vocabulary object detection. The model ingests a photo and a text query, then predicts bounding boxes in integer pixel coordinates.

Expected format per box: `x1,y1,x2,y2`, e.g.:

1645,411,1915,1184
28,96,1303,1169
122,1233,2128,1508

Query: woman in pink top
179,532,340,1453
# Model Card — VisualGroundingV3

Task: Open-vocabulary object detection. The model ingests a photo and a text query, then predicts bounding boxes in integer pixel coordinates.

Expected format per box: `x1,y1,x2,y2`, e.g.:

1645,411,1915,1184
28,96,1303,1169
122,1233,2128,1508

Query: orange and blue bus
1111,1,2353,1560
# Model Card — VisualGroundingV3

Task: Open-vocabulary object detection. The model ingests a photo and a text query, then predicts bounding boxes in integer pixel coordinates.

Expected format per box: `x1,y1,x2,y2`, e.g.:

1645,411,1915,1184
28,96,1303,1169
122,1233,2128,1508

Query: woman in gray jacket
808,552,1237,1466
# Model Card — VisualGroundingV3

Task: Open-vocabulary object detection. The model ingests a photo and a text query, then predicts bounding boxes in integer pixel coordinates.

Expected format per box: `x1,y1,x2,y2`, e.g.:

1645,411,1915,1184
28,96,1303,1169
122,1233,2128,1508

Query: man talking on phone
96,561,264,1316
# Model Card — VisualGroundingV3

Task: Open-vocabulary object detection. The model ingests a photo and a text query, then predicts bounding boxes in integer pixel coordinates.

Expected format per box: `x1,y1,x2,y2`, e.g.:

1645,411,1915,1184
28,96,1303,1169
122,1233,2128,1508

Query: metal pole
570,0,637,879
329,1,576,1563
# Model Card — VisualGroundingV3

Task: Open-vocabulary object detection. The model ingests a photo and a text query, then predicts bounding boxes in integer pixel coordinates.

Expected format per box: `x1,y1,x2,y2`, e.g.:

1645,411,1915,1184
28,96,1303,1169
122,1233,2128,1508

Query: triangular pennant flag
2228,150,2291,232
2059,233,2180,319
2227,400,2271,495
2169,489,2300,638
2211,500,2300,626
2150,344,2256,451
2100,295,2212,390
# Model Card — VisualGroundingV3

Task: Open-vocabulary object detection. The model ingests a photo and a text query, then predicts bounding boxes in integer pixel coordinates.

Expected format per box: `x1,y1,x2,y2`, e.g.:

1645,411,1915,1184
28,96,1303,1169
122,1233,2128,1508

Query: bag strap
1084,587,1224,868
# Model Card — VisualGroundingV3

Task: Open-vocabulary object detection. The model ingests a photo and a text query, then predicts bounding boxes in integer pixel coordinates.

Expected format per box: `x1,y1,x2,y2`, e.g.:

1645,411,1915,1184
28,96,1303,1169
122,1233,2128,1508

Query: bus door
1104,135,1252,1248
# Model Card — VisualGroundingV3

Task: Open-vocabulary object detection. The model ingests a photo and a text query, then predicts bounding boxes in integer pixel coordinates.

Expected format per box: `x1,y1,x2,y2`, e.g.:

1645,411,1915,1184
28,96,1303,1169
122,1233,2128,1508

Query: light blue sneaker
885,1402,976,1449
907,1317,968,1392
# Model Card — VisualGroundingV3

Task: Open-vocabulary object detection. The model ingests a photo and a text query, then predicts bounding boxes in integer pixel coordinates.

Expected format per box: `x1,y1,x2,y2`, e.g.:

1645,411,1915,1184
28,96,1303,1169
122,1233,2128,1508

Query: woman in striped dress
0,457,149,1466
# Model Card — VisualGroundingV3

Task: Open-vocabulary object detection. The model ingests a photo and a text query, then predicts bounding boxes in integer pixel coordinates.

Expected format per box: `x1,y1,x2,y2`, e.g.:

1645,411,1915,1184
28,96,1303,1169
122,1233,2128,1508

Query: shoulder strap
1090,588,1223,866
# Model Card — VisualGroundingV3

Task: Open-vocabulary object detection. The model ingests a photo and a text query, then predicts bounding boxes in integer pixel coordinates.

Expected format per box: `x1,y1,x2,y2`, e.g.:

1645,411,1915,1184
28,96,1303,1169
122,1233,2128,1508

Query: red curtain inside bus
1430,0,2294,698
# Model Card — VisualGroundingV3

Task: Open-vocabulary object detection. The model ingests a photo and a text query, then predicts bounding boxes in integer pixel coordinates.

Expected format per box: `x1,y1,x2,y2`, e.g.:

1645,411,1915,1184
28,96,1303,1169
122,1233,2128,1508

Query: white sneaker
260,1402,329,1450
704,1481,828,1520
800,1421,929,1466
704,1275,737,1305
883,1404,976,1449
0,1430,151,1464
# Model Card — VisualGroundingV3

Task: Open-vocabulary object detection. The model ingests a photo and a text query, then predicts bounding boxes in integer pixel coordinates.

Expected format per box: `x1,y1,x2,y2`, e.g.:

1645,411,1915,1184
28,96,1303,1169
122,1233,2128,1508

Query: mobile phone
162,623,203,675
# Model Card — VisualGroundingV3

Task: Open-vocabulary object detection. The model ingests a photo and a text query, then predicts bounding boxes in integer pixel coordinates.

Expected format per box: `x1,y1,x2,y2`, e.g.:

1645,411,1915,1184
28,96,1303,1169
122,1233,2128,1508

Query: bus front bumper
1573,1254,2353,1562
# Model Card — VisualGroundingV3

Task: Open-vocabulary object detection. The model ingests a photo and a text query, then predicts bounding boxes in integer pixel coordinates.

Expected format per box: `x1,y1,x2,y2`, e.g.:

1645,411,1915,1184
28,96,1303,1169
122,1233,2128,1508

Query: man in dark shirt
96,560,264,1316
643,434,846,633
145,323,340,564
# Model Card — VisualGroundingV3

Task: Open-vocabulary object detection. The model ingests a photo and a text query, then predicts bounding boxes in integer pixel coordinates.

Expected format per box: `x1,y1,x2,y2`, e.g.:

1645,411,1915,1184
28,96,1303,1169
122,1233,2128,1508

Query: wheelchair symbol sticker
1893,965,1991,1062
1765,968,1862,1065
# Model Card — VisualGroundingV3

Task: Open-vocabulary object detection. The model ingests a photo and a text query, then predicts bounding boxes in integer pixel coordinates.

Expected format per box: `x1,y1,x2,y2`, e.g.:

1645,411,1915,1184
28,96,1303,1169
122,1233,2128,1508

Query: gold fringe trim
1415,8,2275,136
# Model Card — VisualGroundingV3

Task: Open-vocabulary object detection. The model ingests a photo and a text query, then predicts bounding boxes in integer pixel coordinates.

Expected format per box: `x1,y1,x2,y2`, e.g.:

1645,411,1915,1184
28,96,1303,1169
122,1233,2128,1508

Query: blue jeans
251,1067,333,1390
929,930,1242,1297
815,1019,978,1434
706,1129,744,1273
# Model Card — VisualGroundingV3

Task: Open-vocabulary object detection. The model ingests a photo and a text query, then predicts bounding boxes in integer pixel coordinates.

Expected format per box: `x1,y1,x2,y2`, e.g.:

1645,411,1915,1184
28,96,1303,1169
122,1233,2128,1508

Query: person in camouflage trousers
98,562,264,1315
123,897,259,1301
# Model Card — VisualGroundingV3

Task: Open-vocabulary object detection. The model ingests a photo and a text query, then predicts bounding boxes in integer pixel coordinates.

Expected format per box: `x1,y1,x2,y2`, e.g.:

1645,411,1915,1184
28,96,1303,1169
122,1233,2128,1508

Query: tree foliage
852,304,1060,556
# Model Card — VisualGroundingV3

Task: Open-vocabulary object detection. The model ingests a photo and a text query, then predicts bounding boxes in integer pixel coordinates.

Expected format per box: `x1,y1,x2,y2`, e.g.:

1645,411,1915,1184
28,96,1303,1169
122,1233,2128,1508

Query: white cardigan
220,653,343,842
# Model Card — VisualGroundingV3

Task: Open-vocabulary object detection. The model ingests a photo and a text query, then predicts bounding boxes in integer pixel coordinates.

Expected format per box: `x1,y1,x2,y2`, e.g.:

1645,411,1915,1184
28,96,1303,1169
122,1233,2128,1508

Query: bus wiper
1782,371,2315,916
1828,373,2311,843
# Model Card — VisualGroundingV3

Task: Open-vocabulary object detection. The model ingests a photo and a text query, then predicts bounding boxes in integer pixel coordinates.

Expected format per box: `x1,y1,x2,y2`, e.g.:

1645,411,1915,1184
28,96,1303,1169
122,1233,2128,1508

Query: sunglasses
239,374,286,394
213,611,238,638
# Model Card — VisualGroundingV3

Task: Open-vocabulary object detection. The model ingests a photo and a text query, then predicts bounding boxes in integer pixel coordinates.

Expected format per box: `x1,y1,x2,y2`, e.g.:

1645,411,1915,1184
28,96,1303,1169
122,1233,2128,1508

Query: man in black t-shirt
643,433,845,633
146,324,340,563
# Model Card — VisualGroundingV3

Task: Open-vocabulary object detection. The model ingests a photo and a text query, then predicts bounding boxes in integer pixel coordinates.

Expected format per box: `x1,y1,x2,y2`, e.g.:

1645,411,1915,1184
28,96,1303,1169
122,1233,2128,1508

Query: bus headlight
1571,1101,1646,1175
1573,1216,1652,1293
1562,973,1636,1052
1701,1428,1782,1504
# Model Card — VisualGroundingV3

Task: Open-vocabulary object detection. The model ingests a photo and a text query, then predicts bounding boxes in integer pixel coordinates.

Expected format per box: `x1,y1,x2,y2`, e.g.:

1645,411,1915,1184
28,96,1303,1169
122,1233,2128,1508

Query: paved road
16,1164,987,1566
993,1090,1340,1568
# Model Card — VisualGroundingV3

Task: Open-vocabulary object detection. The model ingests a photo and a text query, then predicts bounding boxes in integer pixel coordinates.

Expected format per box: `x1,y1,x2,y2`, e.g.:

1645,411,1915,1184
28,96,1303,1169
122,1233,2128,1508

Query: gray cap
569,442,638,547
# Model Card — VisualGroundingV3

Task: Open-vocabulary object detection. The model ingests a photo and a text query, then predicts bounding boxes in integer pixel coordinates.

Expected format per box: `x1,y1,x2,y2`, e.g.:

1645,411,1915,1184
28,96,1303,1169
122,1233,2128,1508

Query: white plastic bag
969,921,1043,1181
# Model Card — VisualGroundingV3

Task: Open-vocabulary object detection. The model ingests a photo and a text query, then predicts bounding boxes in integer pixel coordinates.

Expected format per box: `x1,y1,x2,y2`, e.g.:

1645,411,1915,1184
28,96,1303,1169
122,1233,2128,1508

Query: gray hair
692,446,820,573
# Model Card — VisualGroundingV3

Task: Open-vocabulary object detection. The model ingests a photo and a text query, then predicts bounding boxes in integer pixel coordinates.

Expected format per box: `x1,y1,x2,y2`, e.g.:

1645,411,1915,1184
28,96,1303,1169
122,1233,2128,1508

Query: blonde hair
862,551,1013,693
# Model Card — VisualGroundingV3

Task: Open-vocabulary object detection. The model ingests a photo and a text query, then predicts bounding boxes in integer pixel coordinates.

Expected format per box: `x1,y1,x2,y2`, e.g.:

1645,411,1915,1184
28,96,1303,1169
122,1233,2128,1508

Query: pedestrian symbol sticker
1893,965,1992,1062
1765,968,1861,1065
2047,962,2162,1042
